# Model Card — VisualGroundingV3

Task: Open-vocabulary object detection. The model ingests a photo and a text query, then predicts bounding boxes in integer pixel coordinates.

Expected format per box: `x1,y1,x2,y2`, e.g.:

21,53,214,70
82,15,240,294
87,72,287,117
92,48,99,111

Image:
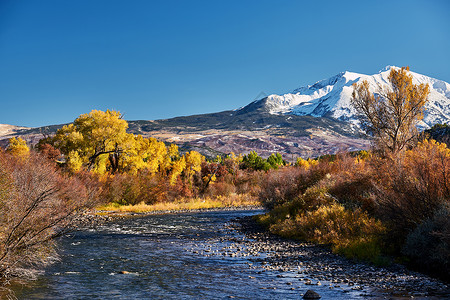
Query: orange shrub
369,139,450,248
327,153,377,213
269,203,386,263
258,167,305,209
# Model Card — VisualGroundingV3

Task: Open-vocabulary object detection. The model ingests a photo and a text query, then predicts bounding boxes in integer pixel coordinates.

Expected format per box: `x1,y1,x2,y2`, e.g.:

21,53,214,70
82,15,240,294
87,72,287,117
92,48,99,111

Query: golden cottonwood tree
169,156,186,185
6,137,29,157
46,110,198,183
184,151,205,178
122,135,168,174
352,67,430,153
49,110,132,173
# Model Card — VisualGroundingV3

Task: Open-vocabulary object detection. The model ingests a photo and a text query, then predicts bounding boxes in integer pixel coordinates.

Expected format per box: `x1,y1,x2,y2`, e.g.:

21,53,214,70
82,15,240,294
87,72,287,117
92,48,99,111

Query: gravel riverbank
227,215,450,299
72,209,449,299
72,206,264,228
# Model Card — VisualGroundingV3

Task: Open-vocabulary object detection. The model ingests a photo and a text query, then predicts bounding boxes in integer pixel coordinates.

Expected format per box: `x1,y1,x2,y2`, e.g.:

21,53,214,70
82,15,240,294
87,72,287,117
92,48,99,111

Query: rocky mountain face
1,67,448,159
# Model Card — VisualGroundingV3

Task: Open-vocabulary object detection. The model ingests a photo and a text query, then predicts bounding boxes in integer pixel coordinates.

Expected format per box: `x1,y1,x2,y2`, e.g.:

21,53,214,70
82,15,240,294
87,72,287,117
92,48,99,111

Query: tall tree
6,137,29,157
351,67,430,153
47,110,190,179
49,110,131,173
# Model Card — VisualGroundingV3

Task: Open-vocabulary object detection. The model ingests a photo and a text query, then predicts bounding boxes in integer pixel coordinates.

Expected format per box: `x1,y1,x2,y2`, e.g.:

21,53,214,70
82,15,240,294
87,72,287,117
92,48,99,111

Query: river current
11,209,448,299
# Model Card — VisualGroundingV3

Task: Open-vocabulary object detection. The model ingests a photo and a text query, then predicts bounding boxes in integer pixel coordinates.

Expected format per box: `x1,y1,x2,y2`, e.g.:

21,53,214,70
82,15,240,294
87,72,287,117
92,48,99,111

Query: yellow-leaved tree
48,110,133,174
184,151,205,178
123,135,168,174
45,109,186,178
169,156,186,185
6,137,29,157
352,67,430,153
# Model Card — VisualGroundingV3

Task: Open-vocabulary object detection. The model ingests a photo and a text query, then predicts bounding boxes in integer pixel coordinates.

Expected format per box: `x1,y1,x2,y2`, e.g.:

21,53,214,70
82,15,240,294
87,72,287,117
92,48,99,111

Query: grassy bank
255,202,388,265
96,194,261,214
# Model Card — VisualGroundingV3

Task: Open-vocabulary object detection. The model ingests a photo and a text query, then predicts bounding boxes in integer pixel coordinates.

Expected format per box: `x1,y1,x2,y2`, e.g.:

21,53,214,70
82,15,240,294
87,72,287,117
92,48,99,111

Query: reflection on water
12,210,369,299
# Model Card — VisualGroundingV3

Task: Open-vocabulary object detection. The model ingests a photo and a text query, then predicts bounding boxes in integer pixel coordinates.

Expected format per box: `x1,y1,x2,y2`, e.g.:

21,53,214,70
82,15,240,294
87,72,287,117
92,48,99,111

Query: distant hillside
0,124,30,136
128,110,356,137
0,111,368,159
126,111,368,159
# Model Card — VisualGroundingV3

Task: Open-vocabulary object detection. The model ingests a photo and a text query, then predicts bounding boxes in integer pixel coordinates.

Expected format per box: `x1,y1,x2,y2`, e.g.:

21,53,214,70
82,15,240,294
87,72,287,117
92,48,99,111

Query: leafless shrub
0,151,98,286
258,167,304,209
402,203,450,280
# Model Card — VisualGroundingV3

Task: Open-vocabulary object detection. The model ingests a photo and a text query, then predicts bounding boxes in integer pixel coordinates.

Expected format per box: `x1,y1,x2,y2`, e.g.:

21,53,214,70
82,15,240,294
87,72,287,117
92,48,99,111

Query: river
11,209,449,299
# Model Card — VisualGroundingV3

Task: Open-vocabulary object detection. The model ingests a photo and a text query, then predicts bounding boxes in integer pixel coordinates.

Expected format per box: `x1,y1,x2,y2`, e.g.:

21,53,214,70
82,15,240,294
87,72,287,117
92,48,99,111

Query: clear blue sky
1,0,449,127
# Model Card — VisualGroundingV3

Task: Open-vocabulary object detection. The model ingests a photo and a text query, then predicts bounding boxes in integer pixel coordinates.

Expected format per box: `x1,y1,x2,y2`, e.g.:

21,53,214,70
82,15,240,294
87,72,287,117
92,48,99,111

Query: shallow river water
11,209,449,299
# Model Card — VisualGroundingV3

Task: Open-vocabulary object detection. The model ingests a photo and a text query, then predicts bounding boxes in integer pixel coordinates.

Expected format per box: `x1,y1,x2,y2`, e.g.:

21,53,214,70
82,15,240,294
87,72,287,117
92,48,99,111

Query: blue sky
0,0,449,127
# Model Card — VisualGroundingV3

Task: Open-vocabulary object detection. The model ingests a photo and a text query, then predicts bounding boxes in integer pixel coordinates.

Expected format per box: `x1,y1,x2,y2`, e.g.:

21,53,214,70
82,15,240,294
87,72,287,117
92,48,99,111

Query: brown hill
0,109,369,159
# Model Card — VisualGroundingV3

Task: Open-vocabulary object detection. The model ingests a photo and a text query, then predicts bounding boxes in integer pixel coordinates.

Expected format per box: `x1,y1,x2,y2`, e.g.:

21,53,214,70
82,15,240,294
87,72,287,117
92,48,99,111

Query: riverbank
96,205,263,217
229,215,450,299
95,194,260,214
72,196,263,228
12,208,450,299
72,205,450,298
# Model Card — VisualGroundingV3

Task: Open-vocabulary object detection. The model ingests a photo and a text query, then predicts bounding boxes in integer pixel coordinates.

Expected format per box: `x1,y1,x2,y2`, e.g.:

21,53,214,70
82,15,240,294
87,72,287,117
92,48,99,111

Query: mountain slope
2,110,367,159
0,124,30,136
252,66,450,128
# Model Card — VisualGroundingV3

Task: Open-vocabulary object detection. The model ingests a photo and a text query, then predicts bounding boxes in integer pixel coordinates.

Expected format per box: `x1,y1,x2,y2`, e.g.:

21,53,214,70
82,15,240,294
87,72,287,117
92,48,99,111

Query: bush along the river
0,147,100,287
256,140,450,280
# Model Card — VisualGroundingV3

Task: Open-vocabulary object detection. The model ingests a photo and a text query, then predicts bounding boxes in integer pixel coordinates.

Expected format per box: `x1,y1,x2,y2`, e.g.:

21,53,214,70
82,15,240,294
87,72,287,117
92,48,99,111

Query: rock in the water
303,289,321,299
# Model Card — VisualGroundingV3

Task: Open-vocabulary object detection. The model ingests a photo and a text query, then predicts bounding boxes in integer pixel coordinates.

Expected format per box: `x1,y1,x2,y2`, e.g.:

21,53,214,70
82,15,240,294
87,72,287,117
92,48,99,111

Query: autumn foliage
257,141,449,276
6,137,29,157
253,68,449,278
352,67,430,153
37,111,285,207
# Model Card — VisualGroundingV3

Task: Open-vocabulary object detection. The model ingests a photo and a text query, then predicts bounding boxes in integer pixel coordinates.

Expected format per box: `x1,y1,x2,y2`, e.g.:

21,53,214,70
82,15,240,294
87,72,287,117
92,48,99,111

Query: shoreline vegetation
233,215,449,298
95,194,261,215
1,68,449,292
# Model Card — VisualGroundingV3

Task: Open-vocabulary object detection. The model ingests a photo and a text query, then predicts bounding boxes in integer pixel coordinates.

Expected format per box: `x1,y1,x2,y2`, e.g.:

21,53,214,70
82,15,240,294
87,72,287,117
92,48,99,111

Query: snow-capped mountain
256,66,450,129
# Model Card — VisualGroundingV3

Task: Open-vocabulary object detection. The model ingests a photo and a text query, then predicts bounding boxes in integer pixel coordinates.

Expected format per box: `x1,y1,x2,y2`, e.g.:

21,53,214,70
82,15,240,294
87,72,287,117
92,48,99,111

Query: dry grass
258,202,386,264
96,193,260,213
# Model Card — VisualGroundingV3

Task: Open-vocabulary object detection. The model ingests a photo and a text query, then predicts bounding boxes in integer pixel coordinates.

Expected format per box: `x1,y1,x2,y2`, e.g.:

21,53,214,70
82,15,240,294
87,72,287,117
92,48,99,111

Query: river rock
304,279,313,285
303,289,321,299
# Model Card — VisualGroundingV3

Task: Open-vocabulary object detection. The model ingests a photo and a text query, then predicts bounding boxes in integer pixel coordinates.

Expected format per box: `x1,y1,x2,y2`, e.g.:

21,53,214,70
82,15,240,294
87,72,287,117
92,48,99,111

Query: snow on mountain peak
380,65,398,72
261,67,450,129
